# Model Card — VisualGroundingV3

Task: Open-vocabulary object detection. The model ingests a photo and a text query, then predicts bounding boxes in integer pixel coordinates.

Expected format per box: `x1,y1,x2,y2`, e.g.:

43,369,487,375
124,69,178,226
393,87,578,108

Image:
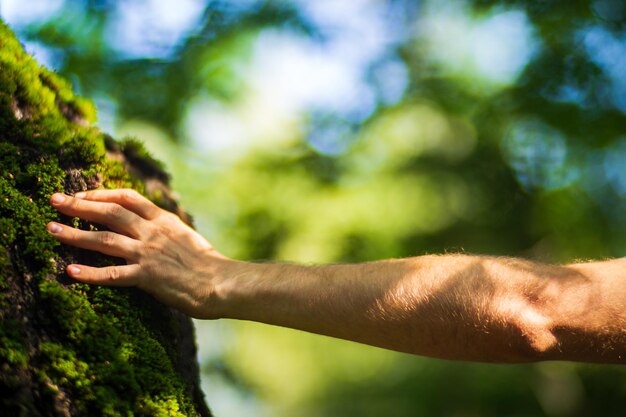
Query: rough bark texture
0,21,211,417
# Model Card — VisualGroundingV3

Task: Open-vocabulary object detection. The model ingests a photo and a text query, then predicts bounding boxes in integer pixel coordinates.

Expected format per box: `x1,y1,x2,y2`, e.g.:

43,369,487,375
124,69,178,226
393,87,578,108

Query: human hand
47,189,229,318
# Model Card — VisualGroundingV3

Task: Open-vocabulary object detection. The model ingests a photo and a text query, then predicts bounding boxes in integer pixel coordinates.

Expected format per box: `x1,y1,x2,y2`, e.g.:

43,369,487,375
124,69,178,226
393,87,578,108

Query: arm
47,190,626,363
217,257,626,363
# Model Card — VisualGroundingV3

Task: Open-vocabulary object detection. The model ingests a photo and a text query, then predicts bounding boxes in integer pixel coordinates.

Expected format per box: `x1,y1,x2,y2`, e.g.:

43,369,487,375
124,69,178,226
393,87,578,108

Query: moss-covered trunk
0,21,211,417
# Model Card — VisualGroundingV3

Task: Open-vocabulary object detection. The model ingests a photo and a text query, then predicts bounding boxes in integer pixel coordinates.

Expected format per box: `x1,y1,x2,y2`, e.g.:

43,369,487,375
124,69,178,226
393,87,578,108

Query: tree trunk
0,21,211,417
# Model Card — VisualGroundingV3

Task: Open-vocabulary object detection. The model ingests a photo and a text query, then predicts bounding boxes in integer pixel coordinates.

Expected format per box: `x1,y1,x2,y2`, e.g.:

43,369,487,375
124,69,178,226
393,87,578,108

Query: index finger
75,189,161,220
50,193,150,239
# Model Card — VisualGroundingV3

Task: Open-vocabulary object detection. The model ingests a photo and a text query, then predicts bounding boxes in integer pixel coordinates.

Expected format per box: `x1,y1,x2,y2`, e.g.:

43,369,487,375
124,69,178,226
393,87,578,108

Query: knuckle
122,189,138,201
99,231,115,246
106,203,125,219
69,228,81,241
69,197,83,210
106,267,120,281
140,261,156,277
140,244,158,260
155,225,173,239
159,211,180,226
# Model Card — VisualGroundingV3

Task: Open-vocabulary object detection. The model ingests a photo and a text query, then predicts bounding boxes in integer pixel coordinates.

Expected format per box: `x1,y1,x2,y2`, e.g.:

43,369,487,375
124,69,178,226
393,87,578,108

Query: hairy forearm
47,191,625,364
213,255,626,363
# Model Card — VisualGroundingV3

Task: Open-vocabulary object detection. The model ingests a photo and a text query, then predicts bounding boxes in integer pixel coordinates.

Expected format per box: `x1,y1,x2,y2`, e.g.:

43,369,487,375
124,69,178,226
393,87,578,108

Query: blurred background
2,0,625,415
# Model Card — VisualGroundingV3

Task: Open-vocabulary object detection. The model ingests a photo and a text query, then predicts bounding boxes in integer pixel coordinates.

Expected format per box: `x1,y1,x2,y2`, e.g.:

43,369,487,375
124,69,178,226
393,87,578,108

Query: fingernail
47,223,62,234
75,192,86,199
51,194,66,205
68,266,81,275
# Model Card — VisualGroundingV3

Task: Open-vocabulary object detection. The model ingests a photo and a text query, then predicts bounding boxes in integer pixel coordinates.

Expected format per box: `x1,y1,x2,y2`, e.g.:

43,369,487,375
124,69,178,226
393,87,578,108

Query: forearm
47,191,625,364
213,255,626,363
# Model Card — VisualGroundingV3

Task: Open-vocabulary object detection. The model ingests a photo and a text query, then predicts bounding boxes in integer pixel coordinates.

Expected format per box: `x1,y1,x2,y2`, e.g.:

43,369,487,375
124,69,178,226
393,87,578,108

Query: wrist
209,258,269,320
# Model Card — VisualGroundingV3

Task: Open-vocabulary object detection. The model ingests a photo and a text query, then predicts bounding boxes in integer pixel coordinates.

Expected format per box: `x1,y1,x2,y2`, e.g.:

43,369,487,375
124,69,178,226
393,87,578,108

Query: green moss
120,138,167,173
137,396,189,417
0,319,28,368
38,71,97,124
0,20,205,416
37,280,196,415
0,176,59,272
100,158,141,191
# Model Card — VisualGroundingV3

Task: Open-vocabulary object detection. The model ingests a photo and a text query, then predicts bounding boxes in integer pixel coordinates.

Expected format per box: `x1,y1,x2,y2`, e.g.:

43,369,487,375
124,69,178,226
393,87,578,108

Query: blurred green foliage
5,0,626,415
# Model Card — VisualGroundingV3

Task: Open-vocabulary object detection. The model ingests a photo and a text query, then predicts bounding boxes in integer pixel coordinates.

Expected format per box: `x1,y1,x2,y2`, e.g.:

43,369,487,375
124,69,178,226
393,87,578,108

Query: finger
50,193,150,239
47,222,140,261
75,189,161,220
66,263,142,287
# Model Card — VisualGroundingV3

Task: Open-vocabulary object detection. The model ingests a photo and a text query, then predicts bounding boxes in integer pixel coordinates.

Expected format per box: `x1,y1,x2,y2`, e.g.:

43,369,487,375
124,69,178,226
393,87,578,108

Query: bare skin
47,190,626,363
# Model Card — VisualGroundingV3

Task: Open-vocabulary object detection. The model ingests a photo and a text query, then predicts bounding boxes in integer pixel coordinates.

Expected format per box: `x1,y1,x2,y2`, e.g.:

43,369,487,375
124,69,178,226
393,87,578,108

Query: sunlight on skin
493,297,557,353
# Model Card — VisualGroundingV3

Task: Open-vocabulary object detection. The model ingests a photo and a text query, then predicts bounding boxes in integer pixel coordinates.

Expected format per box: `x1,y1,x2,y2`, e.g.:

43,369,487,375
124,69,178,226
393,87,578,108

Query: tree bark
0,21,211,417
